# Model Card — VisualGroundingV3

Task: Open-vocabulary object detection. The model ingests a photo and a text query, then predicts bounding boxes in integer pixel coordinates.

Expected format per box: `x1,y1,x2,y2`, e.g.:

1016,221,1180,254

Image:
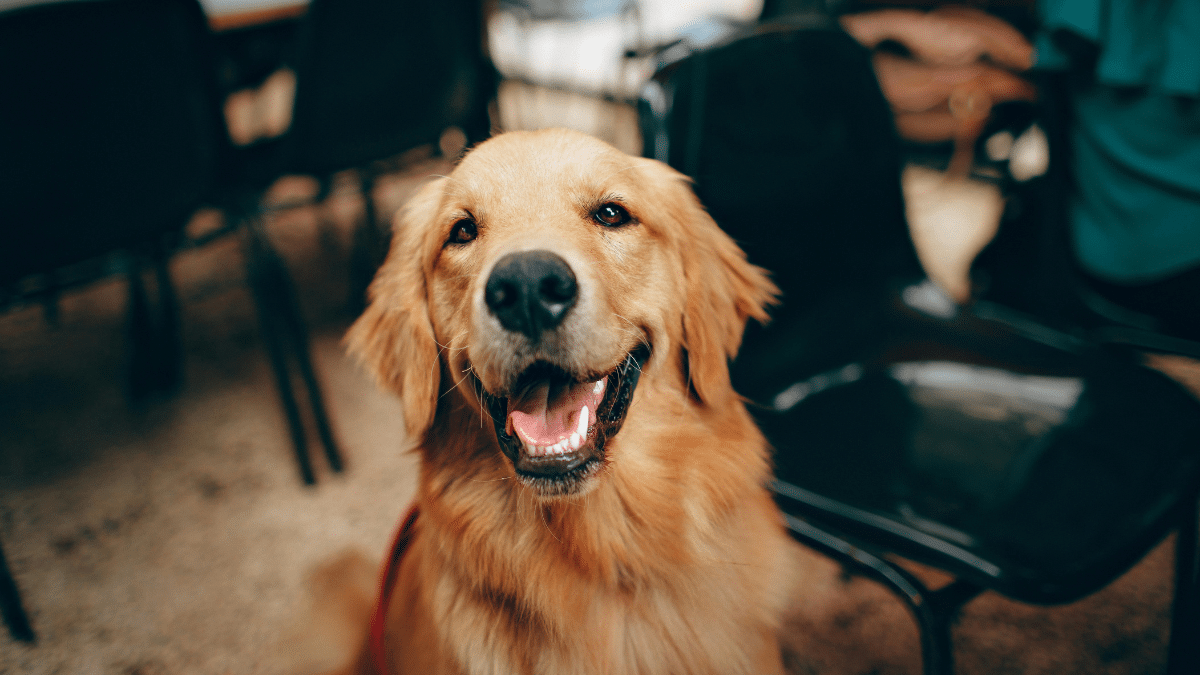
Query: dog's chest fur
390,401,793,675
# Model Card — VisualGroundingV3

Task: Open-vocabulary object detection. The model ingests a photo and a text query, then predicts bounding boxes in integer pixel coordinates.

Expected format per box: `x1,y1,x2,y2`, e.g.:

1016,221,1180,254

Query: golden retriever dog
340,127,801,675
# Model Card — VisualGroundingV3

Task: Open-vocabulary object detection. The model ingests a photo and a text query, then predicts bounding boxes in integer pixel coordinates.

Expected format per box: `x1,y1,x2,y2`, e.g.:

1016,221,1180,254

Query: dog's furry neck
393,374,790,674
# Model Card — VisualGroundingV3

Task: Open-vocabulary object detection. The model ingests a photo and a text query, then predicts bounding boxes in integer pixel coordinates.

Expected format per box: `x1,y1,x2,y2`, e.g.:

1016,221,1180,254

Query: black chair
0,0,411,639
1,0,352,480
0,0,232,642
0,0,226,398
640,24,1200,675
211,0,499,485
226,0,498,314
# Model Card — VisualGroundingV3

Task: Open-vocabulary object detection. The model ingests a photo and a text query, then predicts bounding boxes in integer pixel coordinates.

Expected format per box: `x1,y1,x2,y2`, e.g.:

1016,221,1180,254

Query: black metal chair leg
244,221,316,485
781,512,979,675
243,216,342,482
126,260,156,400
1167,498,1200,674
287,333,343,474
260,303,316,486
295,349,342,473
0,535,34,643
151,245,183,394
127,247,184,400
273,258,344,474
928,580,985,670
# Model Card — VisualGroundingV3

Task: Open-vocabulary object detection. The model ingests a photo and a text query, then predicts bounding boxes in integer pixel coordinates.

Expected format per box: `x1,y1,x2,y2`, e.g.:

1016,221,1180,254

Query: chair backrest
641,25,923,317
640,25,927,394
0,0,225,285
284,0,497,175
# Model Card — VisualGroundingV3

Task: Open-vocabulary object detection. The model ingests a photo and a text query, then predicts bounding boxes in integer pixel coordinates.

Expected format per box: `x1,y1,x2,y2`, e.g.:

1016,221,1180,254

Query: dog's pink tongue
508,378,604,446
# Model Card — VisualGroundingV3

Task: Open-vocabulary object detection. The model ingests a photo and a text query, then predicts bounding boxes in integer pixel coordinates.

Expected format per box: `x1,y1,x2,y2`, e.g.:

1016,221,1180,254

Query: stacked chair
0,0,225,643
0,0,225,400
217,0,497,482
640,21,1200,675
229,0,497,314
0,0,496,642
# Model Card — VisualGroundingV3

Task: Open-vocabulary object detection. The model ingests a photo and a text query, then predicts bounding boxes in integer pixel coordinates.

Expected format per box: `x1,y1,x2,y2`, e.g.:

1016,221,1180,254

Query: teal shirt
1036,0,1200,282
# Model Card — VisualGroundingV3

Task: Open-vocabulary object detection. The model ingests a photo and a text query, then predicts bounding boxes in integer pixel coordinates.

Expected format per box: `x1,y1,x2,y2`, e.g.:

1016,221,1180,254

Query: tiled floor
1,90,1196,675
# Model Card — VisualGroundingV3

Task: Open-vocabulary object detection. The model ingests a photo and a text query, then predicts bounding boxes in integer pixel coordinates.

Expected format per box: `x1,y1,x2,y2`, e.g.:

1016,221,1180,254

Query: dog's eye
593,202,632,227
447,218,478,245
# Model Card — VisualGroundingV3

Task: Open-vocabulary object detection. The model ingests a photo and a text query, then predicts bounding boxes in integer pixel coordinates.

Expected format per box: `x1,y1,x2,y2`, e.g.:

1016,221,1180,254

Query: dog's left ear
345,177,445,442
637,159,779,407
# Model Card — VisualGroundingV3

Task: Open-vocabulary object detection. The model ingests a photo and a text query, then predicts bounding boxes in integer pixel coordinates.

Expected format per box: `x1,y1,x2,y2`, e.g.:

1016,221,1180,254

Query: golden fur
340,128,802,675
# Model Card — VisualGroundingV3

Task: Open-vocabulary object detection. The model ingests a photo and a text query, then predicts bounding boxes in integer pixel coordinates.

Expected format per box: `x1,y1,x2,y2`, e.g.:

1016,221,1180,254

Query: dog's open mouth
480,345,650,495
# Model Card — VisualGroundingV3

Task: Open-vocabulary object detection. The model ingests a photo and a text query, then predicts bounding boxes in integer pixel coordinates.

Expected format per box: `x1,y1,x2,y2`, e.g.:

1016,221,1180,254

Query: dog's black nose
485,250,578,340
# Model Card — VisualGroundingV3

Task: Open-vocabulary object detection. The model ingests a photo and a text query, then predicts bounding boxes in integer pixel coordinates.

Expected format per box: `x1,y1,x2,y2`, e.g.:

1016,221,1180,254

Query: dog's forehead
451,131,636,208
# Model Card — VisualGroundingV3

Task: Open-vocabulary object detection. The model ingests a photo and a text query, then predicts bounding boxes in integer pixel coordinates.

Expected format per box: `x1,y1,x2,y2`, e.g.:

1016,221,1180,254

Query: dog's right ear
345,177,445,442
634,158,778,408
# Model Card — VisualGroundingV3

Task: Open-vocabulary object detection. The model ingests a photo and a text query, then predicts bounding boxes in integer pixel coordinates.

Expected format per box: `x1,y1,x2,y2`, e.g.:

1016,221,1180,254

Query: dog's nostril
540,274,576,303
485,250,578,340
487,281,518,309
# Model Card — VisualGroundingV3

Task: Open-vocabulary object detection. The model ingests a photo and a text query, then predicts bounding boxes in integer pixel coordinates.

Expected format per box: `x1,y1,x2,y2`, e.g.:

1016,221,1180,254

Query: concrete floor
2,94,1198,674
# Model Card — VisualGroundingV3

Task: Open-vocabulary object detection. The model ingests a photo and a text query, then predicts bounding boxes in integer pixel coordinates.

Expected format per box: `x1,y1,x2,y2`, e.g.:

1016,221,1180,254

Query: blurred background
1,0,1199,673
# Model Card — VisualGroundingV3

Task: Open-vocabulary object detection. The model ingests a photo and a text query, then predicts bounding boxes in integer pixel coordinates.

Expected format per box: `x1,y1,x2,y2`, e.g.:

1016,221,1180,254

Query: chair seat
755,281,1200,605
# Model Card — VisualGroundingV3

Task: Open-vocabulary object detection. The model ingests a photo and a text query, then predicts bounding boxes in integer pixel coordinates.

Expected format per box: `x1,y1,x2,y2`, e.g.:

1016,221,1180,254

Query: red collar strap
369,504,419,675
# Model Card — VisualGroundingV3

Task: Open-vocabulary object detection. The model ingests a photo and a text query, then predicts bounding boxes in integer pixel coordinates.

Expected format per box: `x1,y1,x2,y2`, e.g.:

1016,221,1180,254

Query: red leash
369,504,419,675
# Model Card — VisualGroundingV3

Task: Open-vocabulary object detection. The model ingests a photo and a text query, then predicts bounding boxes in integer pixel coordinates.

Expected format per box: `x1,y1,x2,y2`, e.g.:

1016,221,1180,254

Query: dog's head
348,129,776,498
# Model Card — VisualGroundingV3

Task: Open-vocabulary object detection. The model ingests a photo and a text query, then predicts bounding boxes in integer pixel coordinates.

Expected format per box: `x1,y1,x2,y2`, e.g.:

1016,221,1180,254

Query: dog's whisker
441,368,475,403
612,313,638,329
538,502,563,544
465,366,502,429
613,313,653,354
434,329,469,352
477,382,494,429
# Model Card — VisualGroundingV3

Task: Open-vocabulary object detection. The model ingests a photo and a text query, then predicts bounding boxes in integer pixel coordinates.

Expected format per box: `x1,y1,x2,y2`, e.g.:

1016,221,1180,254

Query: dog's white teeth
593,380,604,396
542,438,568,456
517,433,534,455
516,406,592,458
577,405,590,438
